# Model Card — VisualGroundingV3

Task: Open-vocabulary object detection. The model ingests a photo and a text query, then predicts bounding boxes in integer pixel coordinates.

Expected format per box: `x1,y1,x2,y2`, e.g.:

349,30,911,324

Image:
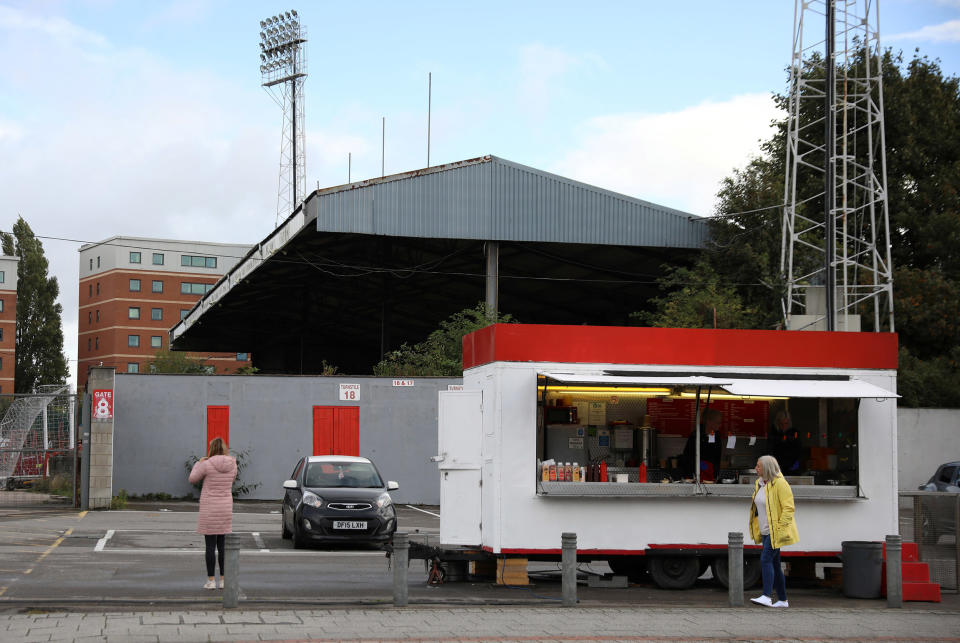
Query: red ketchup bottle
600,461,608,482
638,462,647,483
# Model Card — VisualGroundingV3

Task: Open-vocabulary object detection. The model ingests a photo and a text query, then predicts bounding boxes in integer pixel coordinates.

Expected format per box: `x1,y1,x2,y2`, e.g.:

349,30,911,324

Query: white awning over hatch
539,372,898,399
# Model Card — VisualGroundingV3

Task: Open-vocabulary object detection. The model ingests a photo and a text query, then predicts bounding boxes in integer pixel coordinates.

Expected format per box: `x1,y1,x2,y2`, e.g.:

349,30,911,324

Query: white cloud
0,5,108,48
517,43,606,118
551,94,784,216
888,19,960,42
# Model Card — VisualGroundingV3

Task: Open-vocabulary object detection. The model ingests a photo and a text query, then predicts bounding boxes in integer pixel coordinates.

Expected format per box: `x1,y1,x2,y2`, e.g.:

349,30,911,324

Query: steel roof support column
485,241,499,321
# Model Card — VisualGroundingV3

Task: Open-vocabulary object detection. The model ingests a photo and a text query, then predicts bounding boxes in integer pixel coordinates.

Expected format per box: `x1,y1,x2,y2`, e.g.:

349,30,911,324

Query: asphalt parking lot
0,501,957,614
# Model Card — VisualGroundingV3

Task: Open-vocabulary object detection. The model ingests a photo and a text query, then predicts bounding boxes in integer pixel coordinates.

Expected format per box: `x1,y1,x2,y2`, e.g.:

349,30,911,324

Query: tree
373,303,515,376
3,217,69,393
148,350,211,374
640,51,960,406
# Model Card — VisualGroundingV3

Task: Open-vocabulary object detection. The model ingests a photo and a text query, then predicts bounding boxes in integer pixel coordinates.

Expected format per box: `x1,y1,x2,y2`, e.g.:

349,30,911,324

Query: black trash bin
841,541,883,598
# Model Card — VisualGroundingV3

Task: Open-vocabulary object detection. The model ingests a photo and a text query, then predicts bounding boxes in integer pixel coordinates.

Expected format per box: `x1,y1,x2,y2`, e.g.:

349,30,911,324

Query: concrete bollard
223,533,240,609
885,534,902,608
561,532,577,607
392,532,409,607
728,532,744,607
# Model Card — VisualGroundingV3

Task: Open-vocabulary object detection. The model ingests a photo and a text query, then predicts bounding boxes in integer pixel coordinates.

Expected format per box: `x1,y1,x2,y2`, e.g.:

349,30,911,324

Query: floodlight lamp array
258,10,304,76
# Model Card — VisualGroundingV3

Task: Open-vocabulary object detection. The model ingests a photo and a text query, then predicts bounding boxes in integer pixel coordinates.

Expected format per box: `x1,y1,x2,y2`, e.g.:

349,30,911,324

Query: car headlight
376,492,393,510
302,490,323,508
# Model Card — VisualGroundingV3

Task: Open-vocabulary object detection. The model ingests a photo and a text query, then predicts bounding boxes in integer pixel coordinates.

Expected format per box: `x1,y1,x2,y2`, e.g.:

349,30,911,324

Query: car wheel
648,556,699,589
281,507,292,540
711,556,761,589
292,522,308,549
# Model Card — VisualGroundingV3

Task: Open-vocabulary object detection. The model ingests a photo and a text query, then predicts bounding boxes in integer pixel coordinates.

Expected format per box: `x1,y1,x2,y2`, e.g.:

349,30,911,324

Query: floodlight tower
259,10,307,226
781,0,894,332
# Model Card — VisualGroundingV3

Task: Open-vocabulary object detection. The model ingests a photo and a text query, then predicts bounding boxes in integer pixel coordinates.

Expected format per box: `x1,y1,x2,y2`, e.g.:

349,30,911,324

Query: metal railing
899,491,959,591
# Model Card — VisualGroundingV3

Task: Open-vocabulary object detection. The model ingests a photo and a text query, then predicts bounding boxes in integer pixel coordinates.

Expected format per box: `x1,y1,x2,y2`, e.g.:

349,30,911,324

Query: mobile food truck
435,324,899,588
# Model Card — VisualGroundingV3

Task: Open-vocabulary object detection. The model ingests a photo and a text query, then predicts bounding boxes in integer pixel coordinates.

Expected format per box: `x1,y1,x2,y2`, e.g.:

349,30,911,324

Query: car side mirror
283,479,298,490
387,481,399,491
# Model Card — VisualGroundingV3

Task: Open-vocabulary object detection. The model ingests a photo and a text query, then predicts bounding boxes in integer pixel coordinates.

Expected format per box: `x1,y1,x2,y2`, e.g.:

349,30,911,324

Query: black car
281,456,399,548
917,461,959,543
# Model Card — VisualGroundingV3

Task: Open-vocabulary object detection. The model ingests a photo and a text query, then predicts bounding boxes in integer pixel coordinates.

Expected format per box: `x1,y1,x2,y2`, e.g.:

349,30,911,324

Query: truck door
436,390,482,546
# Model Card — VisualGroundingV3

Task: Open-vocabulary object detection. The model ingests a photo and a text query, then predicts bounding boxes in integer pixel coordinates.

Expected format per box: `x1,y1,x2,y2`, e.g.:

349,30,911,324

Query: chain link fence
899,490,959,591
0,387,78,508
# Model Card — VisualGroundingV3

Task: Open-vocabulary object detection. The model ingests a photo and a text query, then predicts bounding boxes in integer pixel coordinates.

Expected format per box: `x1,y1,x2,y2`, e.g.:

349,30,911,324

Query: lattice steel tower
259,10,307,226
781,0,894,332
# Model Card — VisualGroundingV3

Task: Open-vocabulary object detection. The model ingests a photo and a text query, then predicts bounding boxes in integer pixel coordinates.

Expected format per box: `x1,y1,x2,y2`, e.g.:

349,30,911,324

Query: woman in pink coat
188,438,237,589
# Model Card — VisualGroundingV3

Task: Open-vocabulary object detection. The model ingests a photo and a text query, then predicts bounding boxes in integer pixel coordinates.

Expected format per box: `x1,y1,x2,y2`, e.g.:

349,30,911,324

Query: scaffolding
0,385,74,486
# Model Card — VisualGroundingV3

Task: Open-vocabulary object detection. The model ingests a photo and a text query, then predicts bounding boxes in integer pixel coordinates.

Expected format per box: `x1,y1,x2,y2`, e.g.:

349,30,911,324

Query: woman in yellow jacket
748,455,799,607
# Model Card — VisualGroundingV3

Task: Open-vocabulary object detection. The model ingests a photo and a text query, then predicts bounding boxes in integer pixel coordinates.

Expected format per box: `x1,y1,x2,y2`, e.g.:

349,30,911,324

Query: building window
88,311,92,325
236,352,249,361
0,298,4,312
89,258,93,270
0,357,3,370
129,251,141,264
97,256,100,268
152,280,163,293
151,336,162,348
127,363,139,374
88,338,91,351
180,309,190,320
96,310,100,322
129,279,141,292
128,307,140,320
96,282,100,295
152,253,164,265
151,308,162,321
180,282,213,295
128,335,139,347
0,271,4,284
0,329,3,341
181,255,217,269
95,337,99,349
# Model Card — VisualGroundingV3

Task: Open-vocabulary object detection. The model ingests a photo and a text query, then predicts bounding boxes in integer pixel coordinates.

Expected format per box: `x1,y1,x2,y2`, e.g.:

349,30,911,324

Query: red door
206,405,230,449
312,406,359,456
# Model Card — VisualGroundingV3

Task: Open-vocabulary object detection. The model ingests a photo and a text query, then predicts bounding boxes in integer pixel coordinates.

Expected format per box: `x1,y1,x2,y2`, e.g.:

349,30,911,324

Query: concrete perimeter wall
898,407,960,490
112,374,461,503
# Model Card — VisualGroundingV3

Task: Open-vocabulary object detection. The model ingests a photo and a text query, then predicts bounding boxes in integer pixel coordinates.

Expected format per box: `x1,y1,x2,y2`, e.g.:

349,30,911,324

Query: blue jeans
760,534,787,601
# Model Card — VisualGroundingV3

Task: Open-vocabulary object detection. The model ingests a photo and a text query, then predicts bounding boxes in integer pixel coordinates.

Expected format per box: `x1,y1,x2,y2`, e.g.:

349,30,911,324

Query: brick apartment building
0,255,18,394
77,237,252,390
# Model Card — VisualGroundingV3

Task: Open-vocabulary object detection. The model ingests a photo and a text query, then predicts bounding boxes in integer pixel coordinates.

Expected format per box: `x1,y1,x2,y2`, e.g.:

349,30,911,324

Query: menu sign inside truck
647,398,769,437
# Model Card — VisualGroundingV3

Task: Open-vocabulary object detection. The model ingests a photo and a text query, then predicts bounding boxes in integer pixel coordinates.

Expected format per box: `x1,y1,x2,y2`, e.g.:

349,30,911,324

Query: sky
1,0,958,390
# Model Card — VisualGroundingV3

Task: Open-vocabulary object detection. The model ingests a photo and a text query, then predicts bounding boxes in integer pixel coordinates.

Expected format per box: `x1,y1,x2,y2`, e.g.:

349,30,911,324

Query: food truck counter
536,480,859,499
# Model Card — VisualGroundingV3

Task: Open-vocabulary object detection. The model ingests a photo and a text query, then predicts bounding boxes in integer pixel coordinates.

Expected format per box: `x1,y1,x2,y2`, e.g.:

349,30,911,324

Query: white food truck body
437,324,898,584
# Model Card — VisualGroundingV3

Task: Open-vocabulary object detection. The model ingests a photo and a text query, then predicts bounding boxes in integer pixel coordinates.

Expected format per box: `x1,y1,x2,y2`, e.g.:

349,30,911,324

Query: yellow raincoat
748,473,799,549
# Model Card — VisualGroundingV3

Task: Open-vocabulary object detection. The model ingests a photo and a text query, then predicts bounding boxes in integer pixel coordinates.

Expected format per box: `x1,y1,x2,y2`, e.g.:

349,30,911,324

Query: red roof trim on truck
463,324,898,371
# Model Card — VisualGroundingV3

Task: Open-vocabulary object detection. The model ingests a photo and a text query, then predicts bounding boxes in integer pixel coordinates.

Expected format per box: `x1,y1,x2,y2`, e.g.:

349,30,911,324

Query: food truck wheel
710,556,761,589
607,557,647,581
648,556,699,589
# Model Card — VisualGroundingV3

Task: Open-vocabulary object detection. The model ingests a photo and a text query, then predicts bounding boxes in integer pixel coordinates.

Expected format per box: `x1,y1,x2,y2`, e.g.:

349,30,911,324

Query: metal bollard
886,534,902,608
561,532,577,607
392,532,409,607
728,532,744,606
223,533,240,609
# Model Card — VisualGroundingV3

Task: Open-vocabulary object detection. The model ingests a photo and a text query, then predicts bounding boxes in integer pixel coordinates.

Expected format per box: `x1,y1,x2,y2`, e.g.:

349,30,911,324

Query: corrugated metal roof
313,155,708,248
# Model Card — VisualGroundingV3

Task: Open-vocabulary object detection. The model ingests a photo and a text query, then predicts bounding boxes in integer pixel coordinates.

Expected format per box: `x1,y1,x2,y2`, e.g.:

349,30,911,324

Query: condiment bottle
549,464,557,481
572,462,580,482
600,461,608,482
542,463,550,482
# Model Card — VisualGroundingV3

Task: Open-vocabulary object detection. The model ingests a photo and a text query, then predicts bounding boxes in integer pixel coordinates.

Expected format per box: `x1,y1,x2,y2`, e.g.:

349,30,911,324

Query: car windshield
304,462,383,488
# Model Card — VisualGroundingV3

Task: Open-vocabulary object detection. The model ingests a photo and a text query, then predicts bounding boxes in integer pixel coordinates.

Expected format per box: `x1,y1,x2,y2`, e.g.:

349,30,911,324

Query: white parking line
404,505,440,518
252,532,269,552
94,529,114,552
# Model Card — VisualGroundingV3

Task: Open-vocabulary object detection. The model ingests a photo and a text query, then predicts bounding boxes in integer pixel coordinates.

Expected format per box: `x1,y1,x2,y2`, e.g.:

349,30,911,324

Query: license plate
333,520,367,530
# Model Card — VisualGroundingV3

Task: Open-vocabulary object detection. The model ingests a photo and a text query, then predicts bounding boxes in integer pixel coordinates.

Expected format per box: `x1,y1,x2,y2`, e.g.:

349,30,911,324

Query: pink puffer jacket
189,455,237,535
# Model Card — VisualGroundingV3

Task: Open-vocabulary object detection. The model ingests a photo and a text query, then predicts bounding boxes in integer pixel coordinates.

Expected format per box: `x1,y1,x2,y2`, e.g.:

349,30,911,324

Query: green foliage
110,489,128,510
5,217,69,393
149,349,210,374
185,449,262,499
234,365,260,375
31,474,73,498
632,262,760,329
372,303,515,376
896,347,960,408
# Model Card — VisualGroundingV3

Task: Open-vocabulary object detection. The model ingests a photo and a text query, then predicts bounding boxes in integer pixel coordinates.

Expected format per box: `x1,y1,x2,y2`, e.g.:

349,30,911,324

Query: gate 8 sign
338,383,361,401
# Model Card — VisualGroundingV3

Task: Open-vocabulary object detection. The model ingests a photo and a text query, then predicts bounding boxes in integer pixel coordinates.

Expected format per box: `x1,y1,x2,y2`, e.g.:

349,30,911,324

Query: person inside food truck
768,410,802,473
679,408,723,481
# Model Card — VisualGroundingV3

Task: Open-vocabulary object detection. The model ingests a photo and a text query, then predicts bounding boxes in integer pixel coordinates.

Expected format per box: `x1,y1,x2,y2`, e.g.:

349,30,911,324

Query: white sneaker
203,579,216,590
750,595,774,606
218,578,224,589
773,600,789,608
